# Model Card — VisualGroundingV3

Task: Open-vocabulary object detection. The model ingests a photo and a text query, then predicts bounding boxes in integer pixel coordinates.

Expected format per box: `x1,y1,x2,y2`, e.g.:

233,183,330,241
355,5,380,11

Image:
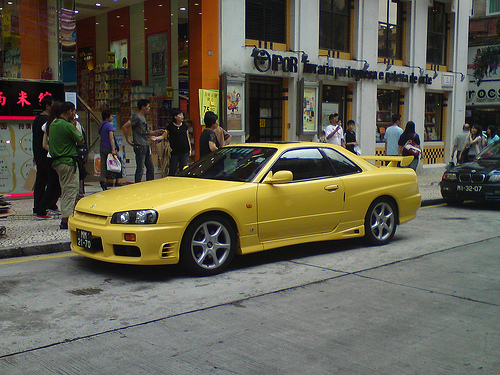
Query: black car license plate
77,229,93,249
457,185,482,192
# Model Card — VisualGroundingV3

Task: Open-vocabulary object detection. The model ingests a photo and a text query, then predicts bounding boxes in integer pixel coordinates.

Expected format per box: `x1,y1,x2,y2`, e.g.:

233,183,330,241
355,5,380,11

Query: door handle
324,184,339,191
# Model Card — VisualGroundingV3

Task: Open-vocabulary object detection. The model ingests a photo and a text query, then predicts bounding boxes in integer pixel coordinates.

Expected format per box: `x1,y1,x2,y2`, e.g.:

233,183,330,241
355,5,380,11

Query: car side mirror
264,170,293,184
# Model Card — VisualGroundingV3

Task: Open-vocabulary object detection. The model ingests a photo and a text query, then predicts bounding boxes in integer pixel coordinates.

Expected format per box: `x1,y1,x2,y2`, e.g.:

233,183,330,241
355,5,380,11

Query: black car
440,140,500,205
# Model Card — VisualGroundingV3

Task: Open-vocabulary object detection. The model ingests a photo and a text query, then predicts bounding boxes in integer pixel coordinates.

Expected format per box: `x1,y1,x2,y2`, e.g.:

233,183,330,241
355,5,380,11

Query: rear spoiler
360,155,413,167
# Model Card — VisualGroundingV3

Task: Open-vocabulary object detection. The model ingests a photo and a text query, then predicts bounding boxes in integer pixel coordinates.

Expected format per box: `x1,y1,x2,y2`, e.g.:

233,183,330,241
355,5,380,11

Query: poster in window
226,82,244,131
303,88,317,132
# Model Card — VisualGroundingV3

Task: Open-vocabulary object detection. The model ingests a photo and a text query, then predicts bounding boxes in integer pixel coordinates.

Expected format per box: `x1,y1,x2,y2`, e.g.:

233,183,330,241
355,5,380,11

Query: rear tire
364,199,397,245
180,215,236,276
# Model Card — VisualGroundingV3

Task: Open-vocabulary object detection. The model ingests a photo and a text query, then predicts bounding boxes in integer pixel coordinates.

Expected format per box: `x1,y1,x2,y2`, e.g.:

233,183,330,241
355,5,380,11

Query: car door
256,147,345,242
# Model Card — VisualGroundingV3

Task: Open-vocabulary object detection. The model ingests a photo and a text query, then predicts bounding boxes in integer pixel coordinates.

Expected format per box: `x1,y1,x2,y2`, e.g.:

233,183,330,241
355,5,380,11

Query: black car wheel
364,198,397,245
180,215,236,276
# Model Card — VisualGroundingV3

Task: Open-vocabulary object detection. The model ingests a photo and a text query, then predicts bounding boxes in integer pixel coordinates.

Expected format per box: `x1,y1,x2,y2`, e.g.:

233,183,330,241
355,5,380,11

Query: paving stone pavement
0,164,446,259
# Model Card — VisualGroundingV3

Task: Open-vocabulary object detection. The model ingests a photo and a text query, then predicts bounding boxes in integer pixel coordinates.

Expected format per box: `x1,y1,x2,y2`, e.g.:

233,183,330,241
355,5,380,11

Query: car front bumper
440,181,500,201
69,211,185,265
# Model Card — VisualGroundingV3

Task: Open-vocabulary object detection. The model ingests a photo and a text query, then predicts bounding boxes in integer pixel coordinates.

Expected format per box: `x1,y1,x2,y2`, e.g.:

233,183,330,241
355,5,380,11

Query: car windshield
179,146,277,182
477,140,500,160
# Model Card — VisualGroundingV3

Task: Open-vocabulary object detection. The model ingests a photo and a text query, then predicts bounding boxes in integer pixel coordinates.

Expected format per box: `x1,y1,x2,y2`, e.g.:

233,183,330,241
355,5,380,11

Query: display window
376,89,400,142
424,92,444,141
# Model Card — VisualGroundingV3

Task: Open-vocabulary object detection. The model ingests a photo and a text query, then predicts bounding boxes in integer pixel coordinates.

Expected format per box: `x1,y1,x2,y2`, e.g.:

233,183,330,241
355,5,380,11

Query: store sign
466,83,500,105
250,48,433,85
0,79,65,119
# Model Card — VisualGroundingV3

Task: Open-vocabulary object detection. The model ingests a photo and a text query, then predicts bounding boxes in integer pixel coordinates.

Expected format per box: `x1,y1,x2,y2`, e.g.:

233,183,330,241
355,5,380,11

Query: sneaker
36,214,52,219
47,208,61,215
60,221,68,229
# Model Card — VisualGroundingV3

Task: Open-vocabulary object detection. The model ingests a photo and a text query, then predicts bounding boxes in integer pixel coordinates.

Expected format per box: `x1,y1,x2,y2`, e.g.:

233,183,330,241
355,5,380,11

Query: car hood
76,177,247,216
450,159,500,174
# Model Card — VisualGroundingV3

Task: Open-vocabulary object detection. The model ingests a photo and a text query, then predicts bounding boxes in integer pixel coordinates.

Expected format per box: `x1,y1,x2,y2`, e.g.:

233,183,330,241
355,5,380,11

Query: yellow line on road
0,252,77,265
421,203,447,209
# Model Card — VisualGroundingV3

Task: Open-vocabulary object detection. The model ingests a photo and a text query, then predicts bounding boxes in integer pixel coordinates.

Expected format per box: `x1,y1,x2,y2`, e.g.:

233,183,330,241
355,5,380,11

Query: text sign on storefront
250,48,433,85
0,79,65,119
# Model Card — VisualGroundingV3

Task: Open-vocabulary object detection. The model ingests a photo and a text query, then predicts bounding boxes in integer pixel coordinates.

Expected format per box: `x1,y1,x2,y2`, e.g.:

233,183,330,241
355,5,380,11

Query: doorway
248,78,283,142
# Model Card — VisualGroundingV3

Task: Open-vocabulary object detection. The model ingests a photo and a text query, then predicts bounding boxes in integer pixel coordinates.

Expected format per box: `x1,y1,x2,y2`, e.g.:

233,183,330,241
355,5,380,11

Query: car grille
458,173,486,183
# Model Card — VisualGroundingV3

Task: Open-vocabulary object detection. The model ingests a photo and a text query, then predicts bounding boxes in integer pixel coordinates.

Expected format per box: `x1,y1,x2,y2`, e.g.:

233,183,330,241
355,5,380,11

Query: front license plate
77,229,93,249
457,185,482,192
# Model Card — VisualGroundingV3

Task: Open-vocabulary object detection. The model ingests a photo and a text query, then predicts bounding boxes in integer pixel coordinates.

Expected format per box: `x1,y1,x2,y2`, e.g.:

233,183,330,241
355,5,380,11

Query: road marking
421,203,447,209
0,252,77,265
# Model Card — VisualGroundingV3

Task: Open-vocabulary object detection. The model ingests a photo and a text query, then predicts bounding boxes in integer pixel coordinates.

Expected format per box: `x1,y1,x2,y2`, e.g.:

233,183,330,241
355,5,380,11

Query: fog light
124,233,136,242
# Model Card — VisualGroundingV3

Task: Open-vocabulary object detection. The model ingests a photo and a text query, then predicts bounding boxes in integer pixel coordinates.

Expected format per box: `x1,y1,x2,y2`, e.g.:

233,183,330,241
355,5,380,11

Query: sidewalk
0,164,446,260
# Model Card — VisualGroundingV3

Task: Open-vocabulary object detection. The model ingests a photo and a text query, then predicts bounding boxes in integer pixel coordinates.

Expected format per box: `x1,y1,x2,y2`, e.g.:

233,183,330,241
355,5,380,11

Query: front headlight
489,173,500,182
443,172,457,181
111,209,158,224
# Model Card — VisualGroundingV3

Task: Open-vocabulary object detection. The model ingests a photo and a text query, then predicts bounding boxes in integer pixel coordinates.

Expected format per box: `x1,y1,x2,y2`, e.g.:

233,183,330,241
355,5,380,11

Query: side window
321,148,362,176
272,148,334,181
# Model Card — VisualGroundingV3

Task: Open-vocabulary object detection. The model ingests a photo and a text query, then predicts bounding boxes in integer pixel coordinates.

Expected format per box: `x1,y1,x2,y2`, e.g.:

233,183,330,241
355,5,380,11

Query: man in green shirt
48,101,84,229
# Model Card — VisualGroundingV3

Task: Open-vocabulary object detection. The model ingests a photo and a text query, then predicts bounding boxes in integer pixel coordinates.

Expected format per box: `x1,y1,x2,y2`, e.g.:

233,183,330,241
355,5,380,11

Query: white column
354,0,379,156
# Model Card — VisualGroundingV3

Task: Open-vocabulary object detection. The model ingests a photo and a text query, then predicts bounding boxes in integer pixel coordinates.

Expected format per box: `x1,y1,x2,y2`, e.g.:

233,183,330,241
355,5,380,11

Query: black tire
364,198,397,245
180,215,236,276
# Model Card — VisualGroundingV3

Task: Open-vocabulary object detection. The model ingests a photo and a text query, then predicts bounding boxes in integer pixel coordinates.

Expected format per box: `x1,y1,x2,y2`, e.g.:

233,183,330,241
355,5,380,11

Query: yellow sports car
70,143,420,276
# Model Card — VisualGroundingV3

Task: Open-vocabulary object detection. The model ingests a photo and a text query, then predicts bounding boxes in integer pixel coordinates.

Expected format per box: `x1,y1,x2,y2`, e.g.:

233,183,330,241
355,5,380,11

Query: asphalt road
0,202,499,374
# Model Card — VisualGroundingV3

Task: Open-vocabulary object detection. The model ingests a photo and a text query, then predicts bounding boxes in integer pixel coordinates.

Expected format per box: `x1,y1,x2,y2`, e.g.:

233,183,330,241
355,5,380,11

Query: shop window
378,0,403,60
246,0,286,44
487,0,500,15
321,85,346,129
424,93,443,141
319,0,350,53
427,2,447,66
376,89,400,143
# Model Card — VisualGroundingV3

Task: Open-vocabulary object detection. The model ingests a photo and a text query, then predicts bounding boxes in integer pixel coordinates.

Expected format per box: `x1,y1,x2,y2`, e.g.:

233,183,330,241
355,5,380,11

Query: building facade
222,0,471,163
468,0,500,126
0,0,471,195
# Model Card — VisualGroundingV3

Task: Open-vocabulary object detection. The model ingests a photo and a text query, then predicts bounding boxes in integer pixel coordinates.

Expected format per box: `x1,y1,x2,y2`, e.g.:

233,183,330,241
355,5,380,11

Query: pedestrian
98,110,120,190
460,124,483,163
72,115,88,199
324,113,345,147
32,96,60,218
385,114,403,156
199,111,220,158
485,125,499,146
451,123,470,164
214,123,232,148
398,121,421,171
152,108,191,175
122,99,163,183
47,101,84,230
344,120,359,154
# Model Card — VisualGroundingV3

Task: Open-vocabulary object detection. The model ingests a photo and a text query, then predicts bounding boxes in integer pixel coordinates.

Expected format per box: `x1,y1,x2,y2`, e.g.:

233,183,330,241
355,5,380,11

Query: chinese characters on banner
199,89,219,125
0,79,65,195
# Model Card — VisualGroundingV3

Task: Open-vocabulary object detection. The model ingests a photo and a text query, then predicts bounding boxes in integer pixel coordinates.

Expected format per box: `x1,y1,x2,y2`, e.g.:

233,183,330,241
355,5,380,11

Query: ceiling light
180,7,186,11
95,3,101,7
116,15,120,18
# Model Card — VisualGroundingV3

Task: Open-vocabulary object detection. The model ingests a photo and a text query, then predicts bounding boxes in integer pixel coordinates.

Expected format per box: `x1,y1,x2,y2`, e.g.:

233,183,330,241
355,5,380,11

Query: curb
0,241,70,260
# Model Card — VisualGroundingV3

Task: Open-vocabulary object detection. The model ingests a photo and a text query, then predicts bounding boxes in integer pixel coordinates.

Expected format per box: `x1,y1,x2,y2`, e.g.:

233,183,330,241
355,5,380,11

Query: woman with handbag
398,121,421,171
98,110,122,190
461,124,483,163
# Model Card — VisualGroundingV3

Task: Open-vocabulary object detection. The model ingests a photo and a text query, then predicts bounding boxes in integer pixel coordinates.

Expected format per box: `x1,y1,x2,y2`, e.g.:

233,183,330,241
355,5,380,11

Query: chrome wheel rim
190,221,232,270
369,202,395,241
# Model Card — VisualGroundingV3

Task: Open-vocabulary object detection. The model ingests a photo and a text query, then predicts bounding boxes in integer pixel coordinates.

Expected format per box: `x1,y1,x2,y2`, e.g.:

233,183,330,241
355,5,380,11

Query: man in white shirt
324,113,345,147
385,114,403,156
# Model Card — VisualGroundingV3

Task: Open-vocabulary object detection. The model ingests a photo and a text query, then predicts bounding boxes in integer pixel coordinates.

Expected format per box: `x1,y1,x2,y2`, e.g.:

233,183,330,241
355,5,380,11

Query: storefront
466,45,500,127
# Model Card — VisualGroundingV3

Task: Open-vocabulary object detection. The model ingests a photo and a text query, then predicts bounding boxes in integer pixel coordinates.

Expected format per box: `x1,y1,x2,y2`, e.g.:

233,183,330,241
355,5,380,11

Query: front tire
180,215,236,276
364,199,397,245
